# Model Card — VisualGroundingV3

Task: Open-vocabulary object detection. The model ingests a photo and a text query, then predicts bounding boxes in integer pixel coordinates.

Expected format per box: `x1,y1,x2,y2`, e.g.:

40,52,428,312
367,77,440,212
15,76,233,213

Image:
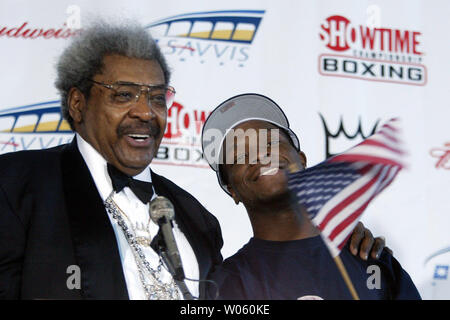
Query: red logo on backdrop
319,15,422,55
0,22,80,39
153,101,210,169
318,14,426,86
320,15,353,52
164,102,210,140
430,142,450,170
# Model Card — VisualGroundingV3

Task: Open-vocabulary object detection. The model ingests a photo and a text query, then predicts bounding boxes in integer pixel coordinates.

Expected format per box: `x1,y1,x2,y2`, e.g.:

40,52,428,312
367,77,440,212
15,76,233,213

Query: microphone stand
160,249,194,300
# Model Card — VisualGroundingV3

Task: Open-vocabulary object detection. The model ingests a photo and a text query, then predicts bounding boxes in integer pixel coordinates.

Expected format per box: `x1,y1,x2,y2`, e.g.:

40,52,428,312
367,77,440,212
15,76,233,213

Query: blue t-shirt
207,236,421,300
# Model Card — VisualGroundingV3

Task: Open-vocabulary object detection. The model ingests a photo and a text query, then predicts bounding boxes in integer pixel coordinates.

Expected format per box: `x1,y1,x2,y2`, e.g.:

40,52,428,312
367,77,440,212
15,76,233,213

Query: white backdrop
1,0,449,299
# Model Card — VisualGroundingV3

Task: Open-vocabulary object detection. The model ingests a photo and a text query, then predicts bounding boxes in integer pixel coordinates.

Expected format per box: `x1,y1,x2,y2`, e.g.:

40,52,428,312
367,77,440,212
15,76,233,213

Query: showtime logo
156,102,210,168
320,15,422,55
318,15,427,86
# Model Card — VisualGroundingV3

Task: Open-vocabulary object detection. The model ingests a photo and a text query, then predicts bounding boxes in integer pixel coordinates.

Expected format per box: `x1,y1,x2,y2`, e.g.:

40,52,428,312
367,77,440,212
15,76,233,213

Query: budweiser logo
430,142,450,170
0,22,80,39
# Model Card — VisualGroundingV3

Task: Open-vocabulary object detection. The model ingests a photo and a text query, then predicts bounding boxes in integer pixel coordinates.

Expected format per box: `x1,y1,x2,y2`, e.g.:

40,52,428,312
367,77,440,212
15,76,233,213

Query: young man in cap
201,93,421,299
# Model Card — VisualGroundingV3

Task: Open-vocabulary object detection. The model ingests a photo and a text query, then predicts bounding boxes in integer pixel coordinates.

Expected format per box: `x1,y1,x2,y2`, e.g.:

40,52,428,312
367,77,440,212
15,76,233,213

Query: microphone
149,196,185,281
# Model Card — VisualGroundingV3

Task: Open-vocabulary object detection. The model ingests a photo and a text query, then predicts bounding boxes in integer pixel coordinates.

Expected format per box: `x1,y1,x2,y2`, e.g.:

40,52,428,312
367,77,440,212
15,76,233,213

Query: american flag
288,118,405,257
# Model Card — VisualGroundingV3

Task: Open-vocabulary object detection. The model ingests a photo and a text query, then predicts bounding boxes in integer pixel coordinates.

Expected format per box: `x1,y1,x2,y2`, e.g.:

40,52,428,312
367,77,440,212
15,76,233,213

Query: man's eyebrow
113,80,140,85
114,81,166,87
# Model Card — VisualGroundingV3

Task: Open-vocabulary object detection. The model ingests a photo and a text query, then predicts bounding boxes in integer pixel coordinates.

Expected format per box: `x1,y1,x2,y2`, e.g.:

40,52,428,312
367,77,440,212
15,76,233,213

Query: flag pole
333,255,360,300
288,163,360,300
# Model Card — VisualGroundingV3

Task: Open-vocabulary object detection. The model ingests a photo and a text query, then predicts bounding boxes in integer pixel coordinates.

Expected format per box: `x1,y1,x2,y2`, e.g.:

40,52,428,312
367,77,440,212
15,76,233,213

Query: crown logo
319,113,380,158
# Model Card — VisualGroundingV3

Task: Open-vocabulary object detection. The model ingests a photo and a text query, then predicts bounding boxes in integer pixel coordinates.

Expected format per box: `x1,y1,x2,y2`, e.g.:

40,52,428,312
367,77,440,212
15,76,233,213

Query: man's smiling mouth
127,134,150,141
260,167,279,176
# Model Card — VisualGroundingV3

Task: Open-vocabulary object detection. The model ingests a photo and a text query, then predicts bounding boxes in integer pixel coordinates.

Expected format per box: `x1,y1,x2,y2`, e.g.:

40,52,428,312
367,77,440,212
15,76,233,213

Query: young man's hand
349,222,393,260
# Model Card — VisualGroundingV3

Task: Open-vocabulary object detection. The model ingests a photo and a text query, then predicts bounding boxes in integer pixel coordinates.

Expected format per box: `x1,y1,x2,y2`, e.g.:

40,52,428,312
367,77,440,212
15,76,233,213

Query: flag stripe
313,164,381,230
330,154,403,167
374,166,401,197
366,133,405,154
356,163,374,175
381,123,399,133
337,220,360,251
328,166,391,242
319,166,383,232
358,139,404,155
328,165,393,248
320,165,388,239
379,130,400,144
331,144,403,161
333,166,399,251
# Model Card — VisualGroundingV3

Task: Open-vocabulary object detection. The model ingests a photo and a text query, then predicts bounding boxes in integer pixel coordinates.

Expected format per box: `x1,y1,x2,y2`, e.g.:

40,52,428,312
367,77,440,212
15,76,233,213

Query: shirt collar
76,133,153,201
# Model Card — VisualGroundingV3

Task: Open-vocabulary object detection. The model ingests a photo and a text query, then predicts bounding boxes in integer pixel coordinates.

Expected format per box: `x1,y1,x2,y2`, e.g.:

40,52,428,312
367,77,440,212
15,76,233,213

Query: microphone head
149,196,175,223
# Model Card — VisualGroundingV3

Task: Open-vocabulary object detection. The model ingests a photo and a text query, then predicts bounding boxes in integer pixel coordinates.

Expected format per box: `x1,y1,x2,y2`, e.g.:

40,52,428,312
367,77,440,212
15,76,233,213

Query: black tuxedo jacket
0,139,223,299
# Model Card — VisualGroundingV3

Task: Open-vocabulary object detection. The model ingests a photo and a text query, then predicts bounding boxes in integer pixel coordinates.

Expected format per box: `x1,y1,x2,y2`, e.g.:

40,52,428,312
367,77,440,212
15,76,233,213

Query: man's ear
67,87,86,125
299,151,307,169
226,185,240,205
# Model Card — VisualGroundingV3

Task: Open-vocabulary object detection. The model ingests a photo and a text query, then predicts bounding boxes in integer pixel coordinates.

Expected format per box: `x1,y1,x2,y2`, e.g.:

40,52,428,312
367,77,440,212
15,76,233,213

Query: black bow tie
107,163,154,204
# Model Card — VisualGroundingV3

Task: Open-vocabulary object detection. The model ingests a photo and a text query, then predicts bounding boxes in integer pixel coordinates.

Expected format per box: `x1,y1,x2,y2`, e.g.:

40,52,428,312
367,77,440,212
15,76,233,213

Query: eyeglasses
89,79,176,109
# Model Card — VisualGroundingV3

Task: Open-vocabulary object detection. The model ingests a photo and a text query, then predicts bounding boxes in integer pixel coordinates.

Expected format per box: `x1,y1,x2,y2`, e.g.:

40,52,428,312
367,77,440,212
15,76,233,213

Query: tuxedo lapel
61,139,128,299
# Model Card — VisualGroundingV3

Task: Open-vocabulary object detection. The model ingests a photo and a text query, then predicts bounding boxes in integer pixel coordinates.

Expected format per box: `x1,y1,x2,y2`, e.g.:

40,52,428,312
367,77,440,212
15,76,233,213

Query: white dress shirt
76,134,199,299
